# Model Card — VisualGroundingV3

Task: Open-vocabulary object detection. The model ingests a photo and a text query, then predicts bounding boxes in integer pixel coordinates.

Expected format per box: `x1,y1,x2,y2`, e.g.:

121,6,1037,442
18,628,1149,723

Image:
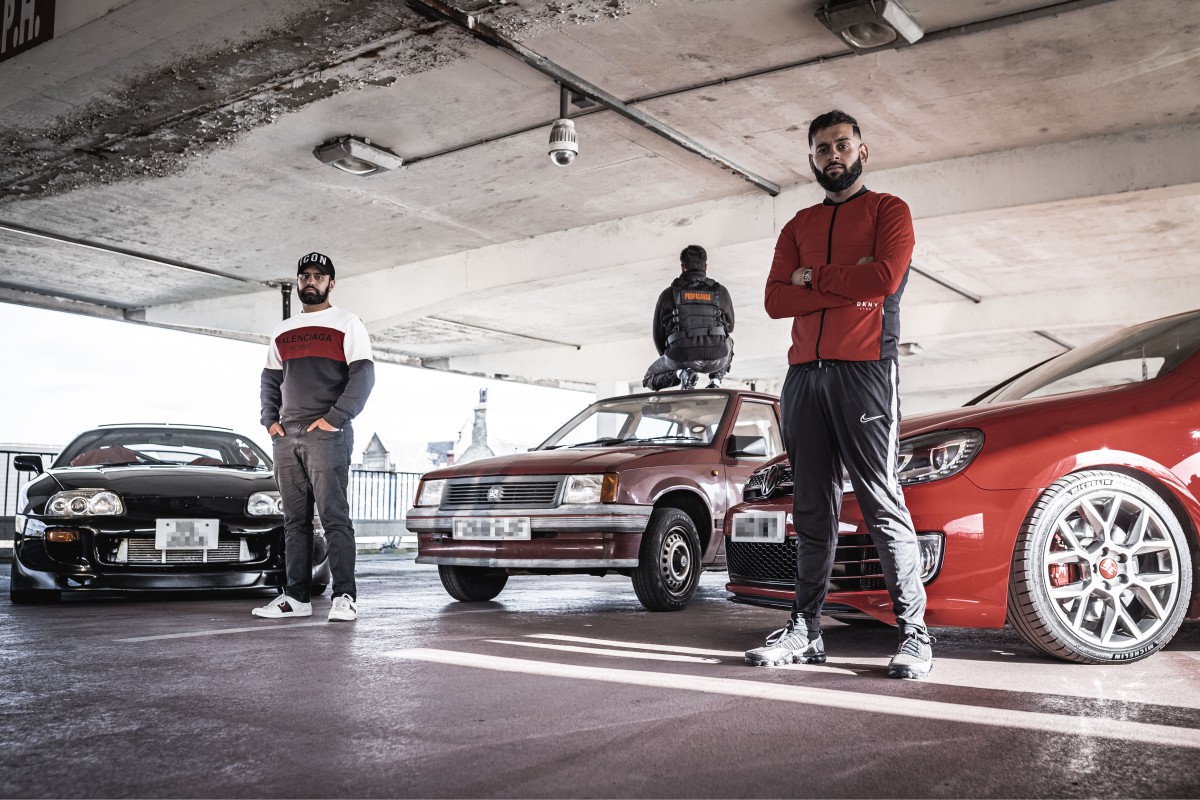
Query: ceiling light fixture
547,84,578,167
313,135,405,176
815,0,924,54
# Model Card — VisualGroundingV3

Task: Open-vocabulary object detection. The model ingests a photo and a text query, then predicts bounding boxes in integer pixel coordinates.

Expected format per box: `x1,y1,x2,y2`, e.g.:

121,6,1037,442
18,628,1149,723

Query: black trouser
780,359,927,635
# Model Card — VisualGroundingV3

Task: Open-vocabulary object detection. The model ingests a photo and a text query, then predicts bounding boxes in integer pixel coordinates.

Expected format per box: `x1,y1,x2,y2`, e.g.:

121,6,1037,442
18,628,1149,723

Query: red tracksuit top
765,187,915,365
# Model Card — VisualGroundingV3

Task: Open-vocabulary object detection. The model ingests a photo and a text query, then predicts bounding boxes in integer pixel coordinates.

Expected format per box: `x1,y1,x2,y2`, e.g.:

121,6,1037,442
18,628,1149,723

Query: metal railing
347,469,423,520
2,447,59,516
2,450,423,520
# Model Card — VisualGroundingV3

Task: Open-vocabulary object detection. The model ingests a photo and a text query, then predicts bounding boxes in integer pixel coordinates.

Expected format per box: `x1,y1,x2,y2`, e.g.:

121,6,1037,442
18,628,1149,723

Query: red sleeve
764,217,854,319
811,195,915,299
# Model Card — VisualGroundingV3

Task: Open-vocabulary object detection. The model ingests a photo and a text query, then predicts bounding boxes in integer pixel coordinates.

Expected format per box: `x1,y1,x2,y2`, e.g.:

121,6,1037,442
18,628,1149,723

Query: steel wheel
658,528,693,592
633,507,702,611
1009,470,1192,663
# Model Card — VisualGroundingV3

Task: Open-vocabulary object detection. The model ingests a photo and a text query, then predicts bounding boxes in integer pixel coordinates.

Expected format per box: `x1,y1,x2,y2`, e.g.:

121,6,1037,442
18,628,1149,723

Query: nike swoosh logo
860,413,885,423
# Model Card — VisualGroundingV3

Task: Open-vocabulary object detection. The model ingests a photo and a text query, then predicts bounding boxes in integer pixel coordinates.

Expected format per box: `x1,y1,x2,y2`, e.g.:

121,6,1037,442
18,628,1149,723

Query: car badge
761,464,780,498
486,486,502,502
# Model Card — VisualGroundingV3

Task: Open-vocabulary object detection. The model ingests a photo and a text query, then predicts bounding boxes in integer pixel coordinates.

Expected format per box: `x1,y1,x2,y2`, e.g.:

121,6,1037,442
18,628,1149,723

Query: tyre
10,589,61,604
1008,470,1193,664
633,507,702,611
438,565,508,602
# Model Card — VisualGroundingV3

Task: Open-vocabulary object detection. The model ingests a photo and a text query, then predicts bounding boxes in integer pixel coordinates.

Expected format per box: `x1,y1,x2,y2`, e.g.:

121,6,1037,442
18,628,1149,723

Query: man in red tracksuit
744,109,933,678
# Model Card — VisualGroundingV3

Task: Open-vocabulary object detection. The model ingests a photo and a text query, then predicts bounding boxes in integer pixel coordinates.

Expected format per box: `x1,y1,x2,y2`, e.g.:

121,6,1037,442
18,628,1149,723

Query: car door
715,398,784,562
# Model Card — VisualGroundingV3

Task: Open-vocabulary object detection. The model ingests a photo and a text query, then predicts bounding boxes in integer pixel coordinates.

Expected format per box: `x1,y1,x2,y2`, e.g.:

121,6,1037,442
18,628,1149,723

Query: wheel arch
652,489,713,552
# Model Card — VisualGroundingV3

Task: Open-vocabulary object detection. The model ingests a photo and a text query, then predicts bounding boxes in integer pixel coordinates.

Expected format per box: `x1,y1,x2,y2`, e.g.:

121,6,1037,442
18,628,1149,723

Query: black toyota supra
10,423,330,603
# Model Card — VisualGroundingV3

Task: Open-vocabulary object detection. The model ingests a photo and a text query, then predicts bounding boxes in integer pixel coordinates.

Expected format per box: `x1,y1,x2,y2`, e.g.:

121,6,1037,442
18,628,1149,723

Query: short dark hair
808,109,861,147
680,244,707,272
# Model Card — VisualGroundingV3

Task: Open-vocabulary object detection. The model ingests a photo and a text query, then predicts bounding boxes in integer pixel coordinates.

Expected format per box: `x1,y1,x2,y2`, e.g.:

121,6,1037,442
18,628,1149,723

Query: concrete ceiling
2,0,1198,412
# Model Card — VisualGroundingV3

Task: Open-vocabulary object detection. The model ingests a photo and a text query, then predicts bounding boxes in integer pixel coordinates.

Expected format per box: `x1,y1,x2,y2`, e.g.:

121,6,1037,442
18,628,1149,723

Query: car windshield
537,393,730,449
981,309,1200,404
54,427,272,470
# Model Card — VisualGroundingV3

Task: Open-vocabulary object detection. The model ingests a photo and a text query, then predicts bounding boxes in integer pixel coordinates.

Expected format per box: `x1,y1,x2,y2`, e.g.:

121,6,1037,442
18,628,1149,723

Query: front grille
727,533,886,592
442,478,561,508
116,537,248,564
744,463,793,501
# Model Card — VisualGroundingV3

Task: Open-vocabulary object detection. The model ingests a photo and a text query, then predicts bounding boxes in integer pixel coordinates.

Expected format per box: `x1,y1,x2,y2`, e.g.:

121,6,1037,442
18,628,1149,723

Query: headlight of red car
896,429,984,486
45,489,125,517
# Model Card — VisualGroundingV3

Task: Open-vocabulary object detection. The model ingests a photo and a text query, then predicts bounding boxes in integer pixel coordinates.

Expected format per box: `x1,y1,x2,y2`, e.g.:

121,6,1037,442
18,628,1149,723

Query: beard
812,155,863,193
299,286,330,305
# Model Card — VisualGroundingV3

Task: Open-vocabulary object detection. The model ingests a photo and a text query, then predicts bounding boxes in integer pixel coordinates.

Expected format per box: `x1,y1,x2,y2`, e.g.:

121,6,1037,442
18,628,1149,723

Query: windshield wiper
546,437,633,449
629,435,703,444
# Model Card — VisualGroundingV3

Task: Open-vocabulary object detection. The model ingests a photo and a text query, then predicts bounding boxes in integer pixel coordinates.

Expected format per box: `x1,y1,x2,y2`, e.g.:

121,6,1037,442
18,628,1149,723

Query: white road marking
116,621,327,641
521,634,860,674
489,639,720,663
526,633,742,657
384,648,1200,749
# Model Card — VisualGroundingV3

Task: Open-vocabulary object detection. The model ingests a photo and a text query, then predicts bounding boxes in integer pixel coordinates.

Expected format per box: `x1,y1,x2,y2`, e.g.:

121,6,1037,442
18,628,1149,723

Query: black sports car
11,423,330,603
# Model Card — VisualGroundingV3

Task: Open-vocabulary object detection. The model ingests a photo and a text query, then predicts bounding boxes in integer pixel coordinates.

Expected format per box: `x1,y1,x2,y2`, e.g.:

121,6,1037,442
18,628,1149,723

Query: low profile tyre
439,565,508,602
633,507,702,612
1008,470,1193,664
10,589,61,604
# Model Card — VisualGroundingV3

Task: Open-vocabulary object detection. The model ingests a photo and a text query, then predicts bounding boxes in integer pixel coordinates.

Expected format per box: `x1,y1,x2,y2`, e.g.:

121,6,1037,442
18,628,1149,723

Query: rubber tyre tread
439,565,508,602
632,507,702,612
1007,470,1193,664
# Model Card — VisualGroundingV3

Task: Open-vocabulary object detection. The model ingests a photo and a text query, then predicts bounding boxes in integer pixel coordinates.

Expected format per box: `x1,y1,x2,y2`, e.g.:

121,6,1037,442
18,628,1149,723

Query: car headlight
247,491,284,516
897,429,984,486
414,479,446,507
45,489,125,517
563,473,618,504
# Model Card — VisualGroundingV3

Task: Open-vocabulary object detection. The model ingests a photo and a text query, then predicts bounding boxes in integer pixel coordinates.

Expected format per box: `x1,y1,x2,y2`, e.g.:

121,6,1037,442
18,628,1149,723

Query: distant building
359,433,395,472
456,389,495,465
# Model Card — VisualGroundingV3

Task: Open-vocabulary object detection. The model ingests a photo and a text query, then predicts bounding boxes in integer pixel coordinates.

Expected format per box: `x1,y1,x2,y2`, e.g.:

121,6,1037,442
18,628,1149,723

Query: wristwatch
802,268,813,289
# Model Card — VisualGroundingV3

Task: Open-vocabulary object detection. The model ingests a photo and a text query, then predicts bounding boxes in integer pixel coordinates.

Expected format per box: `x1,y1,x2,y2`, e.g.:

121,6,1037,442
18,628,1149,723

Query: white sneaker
328,594,357,622
252,594,312,618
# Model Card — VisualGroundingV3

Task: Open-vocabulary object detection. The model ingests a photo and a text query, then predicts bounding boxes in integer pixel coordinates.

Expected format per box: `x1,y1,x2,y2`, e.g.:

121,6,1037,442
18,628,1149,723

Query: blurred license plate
453,517,531,540
731,511,786,543
155,518,219,549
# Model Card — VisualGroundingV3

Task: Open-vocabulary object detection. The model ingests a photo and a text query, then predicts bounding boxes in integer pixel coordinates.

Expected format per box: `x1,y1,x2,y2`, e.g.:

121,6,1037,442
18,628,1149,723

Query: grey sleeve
260,368,283,428
326,359,376,428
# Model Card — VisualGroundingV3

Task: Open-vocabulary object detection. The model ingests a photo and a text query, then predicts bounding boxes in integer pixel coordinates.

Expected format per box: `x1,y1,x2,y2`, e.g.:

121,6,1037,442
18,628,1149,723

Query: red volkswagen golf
725,309,1200,664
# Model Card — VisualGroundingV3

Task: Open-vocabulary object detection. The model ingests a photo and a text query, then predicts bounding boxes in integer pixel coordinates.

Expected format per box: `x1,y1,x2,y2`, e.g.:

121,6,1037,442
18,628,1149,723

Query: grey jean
780,359,927,636
271,421,357,602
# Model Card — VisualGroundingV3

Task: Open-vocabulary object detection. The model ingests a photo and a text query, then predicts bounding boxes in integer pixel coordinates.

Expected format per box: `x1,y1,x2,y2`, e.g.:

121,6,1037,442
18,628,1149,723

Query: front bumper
10,520,292,595
11,541,286,593
724,476,1034,629
411,503,651,570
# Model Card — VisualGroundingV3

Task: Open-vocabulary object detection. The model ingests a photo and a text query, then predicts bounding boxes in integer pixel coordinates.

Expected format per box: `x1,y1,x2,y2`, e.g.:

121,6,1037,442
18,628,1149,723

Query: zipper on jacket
815,204,841,365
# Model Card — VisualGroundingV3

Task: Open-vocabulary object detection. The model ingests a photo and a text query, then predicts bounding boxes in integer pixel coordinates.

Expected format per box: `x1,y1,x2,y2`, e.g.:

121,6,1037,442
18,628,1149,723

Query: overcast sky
3,304,593,467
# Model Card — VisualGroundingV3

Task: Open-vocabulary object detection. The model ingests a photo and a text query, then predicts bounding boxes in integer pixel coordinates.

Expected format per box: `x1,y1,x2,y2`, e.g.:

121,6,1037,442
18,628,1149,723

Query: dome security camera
547,118,578,166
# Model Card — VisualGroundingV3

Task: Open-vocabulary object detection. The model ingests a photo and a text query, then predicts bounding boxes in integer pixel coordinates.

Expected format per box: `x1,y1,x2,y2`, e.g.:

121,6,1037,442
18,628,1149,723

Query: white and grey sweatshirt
259,305,375,429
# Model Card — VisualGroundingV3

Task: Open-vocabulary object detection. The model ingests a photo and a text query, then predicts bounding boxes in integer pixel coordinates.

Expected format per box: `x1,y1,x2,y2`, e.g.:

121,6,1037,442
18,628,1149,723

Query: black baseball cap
297,252,335,278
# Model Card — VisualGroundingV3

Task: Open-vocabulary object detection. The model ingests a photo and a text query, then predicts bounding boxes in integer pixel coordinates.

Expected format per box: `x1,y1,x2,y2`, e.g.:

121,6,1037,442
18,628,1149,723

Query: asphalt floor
2,552,1199,799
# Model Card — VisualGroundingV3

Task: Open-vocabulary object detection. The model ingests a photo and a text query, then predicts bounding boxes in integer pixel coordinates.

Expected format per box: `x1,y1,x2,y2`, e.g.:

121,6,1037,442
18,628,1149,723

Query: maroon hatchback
408,389,782,610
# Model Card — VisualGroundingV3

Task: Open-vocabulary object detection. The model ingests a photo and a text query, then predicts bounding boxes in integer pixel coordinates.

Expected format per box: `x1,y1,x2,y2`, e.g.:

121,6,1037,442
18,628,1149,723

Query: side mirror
726,435,767,459
14,455,44,474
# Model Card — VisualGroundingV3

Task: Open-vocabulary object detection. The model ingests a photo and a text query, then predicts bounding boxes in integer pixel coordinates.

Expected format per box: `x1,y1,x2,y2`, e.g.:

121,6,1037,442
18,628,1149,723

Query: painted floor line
116,621,328,641
527,633,744,657
490,639,720,663
384,647,1200,750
